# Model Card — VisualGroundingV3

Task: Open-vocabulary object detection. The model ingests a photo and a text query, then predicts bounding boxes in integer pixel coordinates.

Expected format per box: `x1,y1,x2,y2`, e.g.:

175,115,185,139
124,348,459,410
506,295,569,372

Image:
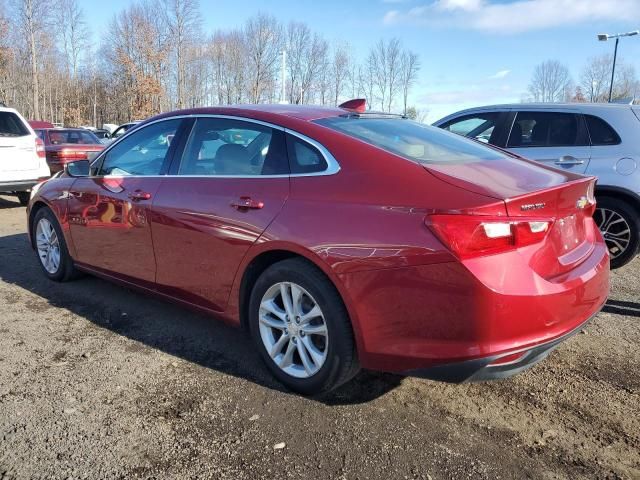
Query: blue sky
85,0,640,122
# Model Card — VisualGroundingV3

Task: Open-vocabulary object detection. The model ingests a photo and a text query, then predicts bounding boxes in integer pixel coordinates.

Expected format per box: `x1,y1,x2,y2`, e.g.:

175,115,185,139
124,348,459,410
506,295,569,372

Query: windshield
315,117,507,164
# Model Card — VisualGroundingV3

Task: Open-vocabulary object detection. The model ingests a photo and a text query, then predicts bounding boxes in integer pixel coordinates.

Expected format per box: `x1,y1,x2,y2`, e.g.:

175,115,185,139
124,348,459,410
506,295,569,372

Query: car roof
452,102,634,114
149,104,346,124
433,102,637,125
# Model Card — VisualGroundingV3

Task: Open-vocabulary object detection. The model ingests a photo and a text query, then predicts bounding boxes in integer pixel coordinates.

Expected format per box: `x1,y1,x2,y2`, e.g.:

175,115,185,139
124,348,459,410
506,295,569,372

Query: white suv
0,106,51,205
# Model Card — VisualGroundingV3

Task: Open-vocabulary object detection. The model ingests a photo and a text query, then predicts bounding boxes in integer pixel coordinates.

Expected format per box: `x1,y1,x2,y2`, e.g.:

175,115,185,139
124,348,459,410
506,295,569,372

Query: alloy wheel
258,282,328,379
36,218,61,274
594,207,632,260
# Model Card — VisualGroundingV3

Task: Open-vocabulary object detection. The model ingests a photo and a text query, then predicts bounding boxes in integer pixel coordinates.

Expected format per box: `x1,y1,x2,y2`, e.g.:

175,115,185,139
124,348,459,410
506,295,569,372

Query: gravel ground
0,194,638,480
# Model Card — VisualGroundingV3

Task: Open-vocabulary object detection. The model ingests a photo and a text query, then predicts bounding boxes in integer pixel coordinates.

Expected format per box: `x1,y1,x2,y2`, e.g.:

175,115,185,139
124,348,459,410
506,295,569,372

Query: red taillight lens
35,137,46,158
426,215,553,259
49,149,88,162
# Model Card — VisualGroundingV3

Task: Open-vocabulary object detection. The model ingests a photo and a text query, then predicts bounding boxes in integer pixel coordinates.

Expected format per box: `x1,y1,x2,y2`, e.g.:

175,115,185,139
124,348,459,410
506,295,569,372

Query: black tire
32,207,80,282
595,196,640,269
16,191,30,206
249,258,360,395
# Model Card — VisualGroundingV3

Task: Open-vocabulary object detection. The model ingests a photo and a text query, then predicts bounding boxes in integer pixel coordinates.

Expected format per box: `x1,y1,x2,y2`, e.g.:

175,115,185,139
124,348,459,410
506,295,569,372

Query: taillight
426,215,553,259
35,137,46,158
49,149,89,162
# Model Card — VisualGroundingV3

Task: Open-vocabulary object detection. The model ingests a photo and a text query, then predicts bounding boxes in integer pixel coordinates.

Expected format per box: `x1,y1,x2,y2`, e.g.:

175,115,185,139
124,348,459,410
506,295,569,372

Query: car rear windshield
0,112,30,137
315,116,507,164
47,129,100,145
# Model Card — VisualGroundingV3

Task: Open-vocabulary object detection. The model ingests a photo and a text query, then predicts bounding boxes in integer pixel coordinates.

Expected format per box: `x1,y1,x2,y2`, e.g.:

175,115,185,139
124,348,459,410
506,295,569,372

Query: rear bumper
404,308,599,382
0,179,38,192
338,234,610,374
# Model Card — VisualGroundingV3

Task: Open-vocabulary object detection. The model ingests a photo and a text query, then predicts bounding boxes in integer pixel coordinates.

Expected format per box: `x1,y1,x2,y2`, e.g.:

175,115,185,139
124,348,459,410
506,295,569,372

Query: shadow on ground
0,196,23,210
0,231,402,405
602,299,640,318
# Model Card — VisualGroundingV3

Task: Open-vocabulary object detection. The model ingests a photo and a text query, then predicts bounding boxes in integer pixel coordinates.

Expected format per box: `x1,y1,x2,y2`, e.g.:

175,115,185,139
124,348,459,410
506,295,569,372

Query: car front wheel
249,258,359,395
594,196,640,269
33,207,79,281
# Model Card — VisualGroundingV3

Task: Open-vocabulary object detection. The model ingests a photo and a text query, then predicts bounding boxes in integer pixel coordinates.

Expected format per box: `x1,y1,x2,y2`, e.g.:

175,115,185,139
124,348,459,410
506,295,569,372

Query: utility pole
597,30,639,103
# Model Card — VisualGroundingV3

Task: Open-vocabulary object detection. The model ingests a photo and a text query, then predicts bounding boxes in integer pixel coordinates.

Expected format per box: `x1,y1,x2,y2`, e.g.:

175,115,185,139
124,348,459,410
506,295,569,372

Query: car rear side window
315,117,506,164
508,112,587,148
177,118,289,176
286,135,328,174
585,115,621,146
0,112,29,137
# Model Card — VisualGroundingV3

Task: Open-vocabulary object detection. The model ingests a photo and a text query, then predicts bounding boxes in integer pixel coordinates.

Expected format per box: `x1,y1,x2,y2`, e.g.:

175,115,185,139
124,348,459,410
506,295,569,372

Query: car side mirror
65,160,91,177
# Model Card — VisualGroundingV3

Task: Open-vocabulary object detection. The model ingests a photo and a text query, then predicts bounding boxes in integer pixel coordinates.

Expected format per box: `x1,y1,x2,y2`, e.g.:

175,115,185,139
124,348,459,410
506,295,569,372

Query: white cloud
488,69,511,79
383,0,640,34
435,0,482,11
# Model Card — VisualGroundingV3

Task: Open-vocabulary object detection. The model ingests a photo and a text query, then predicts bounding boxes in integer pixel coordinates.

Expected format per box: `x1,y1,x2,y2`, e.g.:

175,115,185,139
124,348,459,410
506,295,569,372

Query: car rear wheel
33,207,79,281
249,258,359,395
594,196,639,269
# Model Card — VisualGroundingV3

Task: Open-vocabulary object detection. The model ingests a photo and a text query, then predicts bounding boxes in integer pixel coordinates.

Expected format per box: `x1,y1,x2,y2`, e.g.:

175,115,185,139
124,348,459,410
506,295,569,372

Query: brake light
35,137,46,158
426,215,553,259
49,149,89,162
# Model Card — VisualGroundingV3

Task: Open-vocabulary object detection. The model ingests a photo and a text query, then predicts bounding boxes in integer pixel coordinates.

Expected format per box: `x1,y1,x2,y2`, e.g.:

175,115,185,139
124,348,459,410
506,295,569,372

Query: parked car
92,129,112,145
27,102,609,395
0,106,51,205
111,121,141,140
34,128,105,173
434,103,640,268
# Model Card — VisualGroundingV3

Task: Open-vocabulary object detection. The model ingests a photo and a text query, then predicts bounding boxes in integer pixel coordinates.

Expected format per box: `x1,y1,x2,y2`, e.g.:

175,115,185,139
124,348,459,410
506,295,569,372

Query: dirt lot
0,195,638,480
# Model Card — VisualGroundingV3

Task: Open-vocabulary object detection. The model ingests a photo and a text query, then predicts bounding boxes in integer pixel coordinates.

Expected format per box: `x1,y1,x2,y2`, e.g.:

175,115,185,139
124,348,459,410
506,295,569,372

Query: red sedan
34,128,104,173
26,102,609,395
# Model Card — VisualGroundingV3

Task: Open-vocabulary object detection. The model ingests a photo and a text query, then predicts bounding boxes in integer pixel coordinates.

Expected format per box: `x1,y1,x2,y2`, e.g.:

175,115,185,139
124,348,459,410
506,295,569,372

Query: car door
150,116,290,312
506,110,591,174
66,118,184,286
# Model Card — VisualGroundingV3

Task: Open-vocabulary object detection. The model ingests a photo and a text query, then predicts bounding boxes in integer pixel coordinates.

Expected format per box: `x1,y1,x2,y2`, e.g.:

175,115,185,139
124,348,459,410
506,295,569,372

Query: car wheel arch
233,244,364,356
28,200,50,249
595,186,640,216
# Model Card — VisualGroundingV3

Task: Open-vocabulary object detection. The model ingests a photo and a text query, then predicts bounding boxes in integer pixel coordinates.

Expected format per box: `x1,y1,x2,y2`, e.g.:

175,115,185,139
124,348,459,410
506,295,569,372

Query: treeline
0,0,421,127
526,56,640,104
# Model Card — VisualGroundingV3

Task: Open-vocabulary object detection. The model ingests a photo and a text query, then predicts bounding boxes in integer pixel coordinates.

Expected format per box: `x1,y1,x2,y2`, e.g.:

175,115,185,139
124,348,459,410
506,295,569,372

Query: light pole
597,30,639,102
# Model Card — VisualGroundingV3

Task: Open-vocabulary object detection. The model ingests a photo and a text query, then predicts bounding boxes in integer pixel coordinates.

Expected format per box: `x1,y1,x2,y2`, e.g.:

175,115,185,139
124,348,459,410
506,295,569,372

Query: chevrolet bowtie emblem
576,196,589,209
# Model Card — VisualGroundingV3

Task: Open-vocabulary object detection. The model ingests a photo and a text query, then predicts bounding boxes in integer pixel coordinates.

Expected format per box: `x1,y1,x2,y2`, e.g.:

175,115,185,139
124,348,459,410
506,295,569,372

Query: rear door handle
554,155,584,166
128,190,152,201
231,196,264,210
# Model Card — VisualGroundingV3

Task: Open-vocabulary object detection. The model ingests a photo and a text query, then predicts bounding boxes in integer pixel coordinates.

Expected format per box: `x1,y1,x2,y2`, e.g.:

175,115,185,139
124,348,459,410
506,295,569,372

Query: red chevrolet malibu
27,102,609,395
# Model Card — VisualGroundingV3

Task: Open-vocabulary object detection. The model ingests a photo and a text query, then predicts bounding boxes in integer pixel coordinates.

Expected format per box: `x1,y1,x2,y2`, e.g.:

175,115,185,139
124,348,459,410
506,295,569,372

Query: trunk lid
423,158,598,278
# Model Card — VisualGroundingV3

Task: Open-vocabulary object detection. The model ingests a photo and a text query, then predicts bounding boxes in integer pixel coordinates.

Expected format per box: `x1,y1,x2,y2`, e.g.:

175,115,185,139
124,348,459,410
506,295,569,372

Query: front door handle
231,196,264,210
554,155,584,166
128,190,152,201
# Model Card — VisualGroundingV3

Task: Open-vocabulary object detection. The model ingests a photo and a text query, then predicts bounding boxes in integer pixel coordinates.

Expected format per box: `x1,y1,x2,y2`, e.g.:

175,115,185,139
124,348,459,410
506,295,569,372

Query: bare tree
14,0,48,118
163,0,201,109
580,55,611,102
527,60,573,103
330,43,350,106
400,50,419,114
0,2,10,102
245,13,282,104
56,0,88,124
